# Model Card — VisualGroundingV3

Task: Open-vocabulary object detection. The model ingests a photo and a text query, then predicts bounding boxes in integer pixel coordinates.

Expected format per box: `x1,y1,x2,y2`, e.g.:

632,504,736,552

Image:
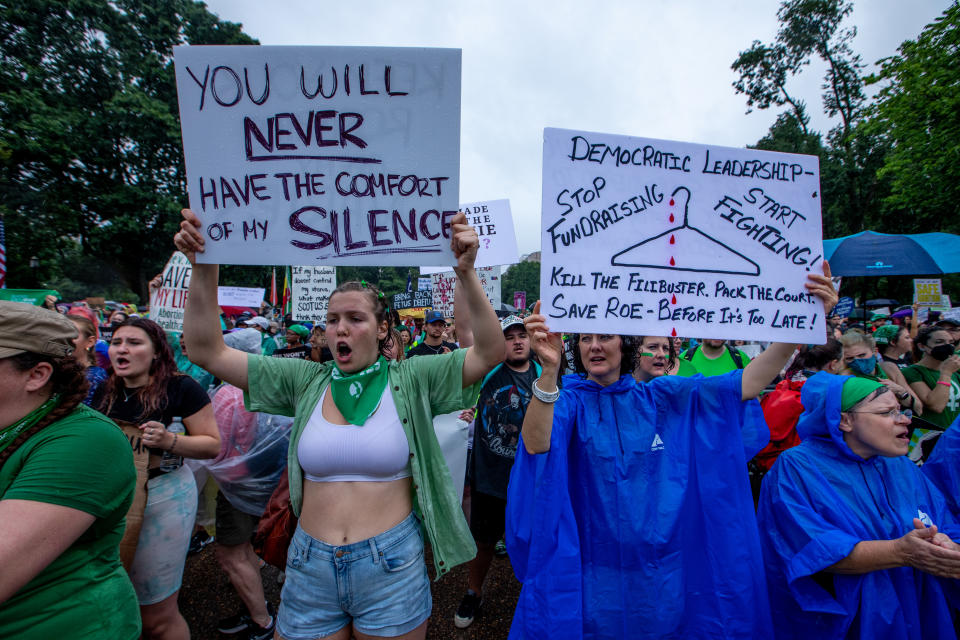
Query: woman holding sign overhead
175,208,503,640
505,265,837,640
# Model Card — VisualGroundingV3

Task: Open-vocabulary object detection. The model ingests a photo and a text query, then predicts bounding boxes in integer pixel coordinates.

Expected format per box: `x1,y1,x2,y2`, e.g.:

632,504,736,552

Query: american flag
0,215,6,289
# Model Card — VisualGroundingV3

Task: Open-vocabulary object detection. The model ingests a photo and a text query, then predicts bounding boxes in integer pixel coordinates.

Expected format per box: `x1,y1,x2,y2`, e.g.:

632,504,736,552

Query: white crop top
297,386,412,482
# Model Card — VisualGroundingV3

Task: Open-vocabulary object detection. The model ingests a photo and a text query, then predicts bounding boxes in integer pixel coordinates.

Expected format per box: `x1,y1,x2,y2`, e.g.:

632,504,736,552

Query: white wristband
532,377,560,403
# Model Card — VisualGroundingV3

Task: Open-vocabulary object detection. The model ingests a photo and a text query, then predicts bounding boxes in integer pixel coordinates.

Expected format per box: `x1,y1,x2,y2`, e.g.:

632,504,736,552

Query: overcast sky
203,0,951,255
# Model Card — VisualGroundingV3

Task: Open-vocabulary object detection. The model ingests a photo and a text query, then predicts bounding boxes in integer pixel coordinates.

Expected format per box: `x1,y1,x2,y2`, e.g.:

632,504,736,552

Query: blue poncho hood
796,372,861,461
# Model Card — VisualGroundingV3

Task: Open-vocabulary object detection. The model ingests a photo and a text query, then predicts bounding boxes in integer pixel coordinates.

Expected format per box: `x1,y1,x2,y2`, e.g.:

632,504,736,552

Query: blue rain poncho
506,370,772,639
757,372,960,640
922,415,960,520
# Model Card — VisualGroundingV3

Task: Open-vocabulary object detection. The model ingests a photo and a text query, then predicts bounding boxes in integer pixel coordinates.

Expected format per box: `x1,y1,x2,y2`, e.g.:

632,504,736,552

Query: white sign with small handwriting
217,286,265,307
174,45,461,267
291,266,337,322
539,128,825,342
420,199,519,274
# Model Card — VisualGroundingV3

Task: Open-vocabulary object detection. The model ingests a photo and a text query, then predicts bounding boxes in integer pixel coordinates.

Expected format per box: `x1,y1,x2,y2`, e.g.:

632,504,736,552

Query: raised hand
173,208,205,264
524,301,563,372
940,354,960,376
804,260,839,316
449,212,479,274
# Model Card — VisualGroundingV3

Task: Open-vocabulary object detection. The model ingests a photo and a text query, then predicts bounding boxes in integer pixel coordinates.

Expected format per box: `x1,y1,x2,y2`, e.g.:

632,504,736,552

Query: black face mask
929,344,956,361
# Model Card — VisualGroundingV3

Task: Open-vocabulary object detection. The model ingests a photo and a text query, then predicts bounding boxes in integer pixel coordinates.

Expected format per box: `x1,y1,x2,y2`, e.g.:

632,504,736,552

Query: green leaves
0,0,256,297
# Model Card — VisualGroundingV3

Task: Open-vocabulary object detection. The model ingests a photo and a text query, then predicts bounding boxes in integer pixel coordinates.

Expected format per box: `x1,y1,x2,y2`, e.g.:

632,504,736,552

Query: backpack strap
727,344,745,369
683,344,698,361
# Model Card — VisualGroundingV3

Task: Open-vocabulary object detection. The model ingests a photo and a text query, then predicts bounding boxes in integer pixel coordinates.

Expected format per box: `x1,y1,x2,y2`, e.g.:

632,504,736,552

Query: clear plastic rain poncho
199,328,292,515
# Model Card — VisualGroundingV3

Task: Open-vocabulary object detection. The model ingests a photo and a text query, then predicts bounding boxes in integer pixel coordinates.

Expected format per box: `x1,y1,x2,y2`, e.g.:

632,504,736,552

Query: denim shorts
277,512,432,639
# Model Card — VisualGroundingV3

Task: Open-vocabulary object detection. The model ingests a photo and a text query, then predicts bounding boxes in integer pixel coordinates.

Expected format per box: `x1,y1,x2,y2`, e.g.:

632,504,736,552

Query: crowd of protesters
3,210,960,639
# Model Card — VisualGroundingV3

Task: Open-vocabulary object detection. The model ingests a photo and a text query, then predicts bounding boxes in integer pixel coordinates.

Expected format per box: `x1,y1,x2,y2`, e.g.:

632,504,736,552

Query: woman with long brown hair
0,301,139,639
96,317,219,640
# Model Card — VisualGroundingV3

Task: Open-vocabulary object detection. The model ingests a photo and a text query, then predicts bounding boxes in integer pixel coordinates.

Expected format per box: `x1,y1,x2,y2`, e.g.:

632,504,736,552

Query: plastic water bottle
159,416,185,472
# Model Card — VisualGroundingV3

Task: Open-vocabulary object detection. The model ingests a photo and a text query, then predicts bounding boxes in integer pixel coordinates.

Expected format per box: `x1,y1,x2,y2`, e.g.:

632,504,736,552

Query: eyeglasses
848,408,913,420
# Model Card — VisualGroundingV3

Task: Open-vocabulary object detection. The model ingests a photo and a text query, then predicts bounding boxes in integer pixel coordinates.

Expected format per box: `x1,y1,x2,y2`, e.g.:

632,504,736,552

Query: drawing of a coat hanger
611,186,760,276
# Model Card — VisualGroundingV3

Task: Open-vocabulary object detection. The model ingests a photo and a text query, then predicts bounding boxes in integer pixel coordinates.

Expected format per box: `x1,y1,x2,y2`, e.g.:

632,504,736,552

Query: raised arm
520,301,564,454
909,355,960,412
741,262,838,400
174,209,249,390
453,269,474,349
453,212,503,386
910,302,920,339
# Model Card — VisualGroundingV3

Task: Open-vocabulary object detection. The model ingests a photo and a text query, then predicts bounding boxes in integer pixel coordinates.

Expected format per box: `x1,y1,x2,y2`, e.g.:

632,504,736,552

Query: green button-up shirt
244,349,480,578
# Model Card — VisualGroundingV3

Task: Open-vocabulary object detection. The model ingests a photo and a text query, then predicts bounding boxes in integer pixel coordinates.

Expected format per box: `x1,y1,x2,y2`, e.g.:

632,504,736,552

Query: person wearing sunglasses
757,373,960,639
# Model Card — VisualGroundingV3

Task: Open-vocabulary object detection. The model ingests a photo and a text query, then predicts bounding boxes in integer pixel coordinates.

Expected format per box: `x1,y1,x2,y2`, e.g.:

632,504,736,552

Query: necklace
421,342,444,354
122,387,138,402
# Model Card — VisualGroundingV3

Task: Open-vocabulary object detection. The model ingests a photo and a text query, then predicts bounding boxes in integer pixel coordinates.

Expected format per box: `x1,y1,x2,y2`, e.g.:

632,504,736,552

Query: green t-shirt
672,358,699,377
902,365,960,429
681,346,751,377
0,405,139,640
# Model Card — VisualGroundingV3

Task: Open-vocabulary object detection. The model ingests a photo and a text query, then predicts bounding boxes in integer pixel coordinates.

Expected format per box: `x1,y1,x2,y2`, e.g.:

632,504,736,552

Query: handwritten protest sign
392,290,433,310
291,266,337,322
150,252,192,332
218,286,265,307
914,279,942,306
830,296,855,318
431,266,501,316
514,291,526,311
420,199,520,274
539,128,825,342
173,46,461,267
417,276,432,291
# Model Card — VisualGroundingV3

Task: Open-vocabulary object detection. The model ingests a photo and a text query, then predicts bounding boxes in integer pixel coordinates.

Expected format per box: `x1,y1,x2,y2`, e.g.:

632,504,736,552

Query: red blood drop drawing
669,199,675,206
669,234,676,245
671,294,677,304
669,256,676,266
669,214,675,223
671,328,677,337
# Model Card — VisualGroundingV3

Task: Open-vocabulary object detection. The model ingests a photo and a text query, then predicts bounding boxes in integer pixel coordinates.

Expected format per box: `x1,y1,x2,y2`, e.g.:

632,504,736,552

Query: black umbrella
865,298,898,308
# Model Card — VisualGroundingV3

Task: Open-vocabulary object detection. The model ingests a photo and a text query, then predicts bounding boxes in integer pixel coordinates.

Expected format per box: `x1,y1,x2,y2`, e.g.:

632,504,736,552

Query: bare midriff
300,477,413,545
298,380,414,545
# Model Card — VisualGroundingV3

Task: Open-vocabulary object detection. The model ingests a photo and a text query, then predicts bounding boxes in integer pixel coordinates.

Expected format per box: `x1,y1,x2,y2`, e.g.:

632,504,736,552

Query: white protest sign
431,266,501,317
173,46,461,266
420,199,520,274
217,286,265,307
417,276,432,290
914,279,942,306
291,266,337,322
540,128,825,342
150,252,192,332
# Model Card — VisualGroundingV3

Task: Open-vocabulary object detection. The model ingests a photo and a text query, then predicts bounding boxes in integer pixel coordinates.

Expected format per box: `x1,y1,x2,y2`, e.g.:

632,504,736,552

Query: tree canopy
0,0,256,299
501,260,540,309
863,3,960,234
734,0,960,304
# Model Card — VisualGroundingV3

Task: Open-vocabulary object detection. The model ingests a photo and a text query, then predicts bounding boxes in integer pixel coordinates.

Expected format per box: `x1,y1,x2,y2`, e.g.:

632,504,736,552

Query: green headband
841,377,885,411
288,324,309,338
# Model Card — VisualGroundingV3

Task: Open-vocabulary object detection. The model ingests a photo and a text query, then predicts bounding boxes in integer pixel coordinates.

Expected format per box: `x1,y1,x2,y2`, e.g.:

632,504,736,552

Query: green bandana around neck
0,394,61,456
841,377,885,411
330,356,389,426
